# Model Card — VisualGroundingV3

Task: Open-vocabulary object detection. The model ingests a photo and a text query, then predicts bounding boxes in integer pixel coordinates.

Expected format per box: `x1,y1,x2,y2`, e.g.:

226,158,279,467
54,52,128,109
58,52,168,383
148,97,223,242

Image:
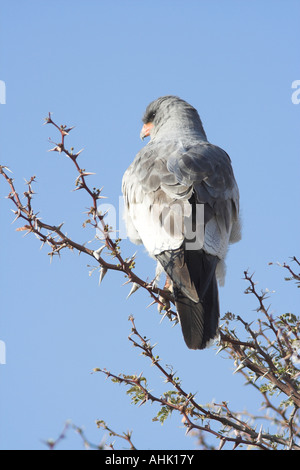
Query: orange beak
140,122,154,140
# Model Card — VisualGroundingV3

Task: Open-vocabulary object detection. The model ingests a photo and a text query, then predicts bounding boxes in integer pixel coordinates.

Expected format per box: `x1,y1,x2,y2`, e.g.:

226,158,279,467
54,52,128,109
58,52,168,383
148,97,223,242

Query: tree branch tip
43,115,52,125
0,165,13,173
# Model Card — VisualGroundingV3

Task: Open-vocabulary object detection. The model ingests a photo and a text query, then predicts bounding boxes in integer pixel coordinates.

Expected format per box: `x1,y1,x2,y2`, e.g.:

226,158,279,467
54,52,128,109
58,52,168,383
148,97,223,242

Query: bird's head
140,95,207,141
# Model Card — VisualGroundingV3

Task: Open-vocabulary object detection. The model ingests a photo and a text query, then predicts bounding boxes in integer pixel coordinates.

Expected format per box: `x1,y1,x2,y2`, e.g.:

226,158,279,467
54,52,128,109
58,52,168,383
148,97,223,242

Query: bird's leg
148,262,173,313
148,261,164,289
164,275,172,291
158,275,172,313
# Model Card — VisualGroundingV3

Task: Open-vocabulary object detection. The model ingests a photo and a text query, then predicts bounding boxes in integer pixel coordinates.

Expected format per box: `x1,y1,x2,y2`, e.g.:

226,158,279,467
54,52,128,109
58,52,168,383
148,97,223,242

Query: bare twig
0,116,176,318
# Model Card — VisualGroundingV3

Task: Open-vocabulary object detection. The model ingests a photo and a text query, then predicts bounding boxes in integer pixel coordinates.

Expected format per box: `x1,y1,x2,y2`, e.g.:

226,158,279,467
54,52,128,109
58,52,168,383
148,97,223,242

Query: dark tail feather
174,275,219,350
156,248,220,350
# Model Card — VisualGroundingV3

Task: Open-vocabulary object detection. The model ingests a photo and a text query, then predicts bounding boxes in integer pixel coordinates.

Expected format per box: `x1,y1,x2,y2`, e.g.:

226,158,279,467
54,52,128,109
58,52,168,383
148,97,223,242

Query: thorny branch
1,116,299,450
0,114,175,317
95,306,300,450
44,420,136,451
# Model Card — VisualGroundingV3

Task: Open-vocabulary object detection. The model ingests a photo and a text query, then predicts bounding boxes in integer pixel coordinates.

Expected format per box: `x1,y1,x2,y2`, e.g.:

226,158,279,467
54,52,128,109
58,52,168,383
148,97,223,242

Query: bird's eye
148,111,156,122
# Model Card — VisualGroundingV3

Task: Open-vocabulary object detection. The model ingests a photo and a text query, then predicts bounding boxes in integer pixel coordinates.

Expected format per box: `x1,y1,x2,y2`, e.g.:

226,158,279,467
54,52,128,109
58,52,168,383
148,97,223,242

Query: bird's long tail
156,247,220,350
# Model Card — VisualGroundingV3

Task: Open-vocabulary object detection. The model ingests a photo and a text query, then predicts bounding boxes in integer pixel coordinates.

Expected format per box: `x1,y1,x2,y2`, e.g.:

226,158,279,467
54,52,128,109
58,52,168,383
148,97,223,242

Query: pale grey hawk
122,96,241,350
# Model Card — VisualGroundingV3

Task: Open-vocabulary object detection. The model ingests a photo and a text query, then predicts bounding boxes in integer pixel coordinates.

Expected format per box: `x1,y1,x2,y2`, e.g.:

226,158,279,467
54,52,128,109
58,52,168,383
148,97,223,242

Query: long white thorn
126,282,140,299
93,245,106,260
99,267,108,285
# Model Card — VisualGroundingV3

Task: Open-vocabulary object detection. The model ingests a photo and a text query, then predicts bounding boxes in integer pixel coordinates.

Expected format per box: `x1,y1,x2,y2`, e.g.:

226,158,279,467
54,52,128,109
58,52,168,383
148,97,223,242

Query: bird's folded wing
122,140,241,258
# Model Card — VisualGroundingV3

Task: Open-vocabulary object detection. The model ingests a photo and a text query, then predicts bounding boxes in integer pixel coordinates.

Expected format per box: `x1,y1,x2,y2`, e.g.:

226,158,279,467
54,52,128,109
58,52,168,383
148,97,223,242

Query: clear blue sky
0,0,299,450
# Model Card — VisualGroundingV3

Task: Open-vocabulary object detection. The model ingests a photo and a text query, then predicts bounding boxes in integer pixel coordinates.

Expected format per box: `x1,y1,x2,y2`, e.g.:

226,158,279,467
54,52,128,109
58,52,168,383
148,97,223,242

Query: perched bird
122,96,241,350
